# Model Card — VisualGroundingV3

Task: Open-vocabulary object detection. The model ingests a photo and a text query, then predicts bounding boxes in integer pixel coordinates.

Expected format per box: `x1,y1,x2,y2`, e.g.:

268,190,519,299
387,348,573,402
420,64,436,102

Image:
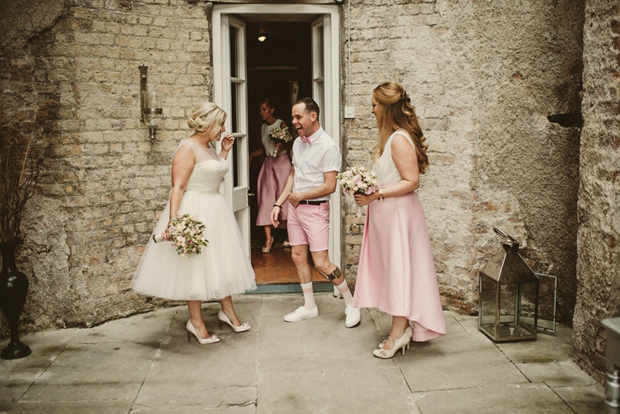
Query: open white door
213,15,251,256
311,13,341,267
213,5,340,267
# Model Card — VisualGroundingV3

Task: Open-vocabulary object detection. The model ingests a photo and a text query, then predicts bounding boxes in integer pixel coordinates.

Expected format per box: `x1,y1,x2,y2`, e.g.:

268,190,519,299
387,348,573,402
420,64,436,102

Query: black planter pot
0,243,31,359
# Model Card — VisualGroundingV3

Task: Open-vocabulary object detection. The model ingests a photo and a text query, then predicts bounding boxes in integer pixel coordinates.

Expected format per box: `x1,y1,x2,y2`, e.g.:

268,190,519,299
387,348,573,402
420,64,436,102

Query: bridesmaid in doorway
249,98,292,253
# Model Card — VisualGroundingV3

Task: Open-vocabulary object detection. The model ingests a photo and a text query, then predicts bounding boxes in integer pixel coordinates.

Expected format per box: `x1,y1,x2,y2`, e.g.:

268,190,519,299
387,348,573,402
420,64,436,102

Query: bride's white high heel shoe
373,327,412,359
218,310,251,333
186,320,220,344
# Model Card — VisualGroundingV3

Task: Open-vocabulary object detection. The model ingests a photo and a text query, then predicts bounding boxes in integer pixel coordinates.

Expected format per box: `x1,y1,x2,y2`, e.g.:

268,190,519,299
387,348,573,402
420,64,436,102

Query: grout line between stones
127,307,178,414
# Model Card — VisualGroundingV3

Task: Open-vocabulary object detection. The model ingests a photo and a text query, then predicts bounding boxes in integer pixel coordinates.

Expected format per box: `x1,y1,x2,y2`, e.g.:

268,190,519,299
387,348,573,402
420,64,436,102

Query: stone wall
0,0,585,337
573,0,620,383
342,0,583,322
0,0,212,335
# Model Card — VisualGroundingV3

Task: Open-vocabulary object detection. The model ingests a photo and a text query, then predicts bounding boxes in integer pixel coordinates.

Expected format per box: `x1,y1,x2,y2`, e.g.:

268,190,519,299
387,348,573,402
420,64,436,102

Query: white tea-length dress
132,140,256,300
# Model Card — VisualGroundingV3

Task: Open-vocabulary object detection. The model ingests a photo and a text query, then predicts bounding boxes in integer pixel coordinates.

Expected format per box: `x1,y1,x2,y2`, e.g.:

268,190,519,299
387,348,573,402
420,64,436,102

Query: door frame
212,4,342,269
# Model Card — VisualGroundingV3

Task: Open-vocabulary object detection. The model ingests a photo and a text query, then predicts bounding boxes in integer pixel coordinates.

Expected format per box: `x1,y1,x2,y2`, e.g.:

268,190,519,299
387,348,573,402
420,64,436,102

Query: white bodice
177,140,228,193
261,119,287,157
374,130,416,184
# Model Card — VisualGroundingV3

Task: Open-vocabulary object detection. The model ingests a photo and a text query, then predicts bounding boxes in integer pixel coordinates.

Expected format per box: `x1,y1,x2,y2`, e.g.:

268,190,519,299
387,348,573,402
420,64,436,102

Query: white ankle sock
301,282,316,309
336,281,354,308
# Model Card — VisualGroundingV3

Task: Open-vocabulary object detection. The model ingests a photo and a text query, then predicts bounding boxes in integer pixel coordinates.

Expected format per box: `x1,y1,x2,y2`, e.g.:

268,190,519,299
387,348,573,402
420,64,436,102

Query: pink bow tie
300,135,311,144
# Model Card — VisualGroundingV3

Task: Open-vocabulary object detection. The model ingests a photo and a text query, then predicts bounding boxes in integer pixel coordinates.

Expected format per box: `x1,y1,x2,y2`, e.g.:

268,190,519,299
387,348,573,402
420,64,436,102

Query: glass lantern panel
499,283,517,325
518,279,539,335
495,282,537,340
479,276,497,329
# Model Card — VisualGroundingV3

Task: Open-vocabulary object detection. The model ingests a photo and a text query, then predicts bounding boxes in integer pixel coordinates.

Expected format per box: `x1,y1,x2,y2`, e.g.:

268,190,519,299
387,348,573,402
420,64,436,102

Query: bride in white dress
132,102,256,344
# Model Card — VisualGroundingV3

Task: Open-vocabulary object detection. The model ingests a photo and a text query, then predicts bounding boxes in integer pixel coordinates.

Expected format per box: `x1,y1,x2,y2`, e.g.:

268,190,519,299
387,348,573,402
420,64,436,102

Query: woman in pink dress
353,82,446,359
249,98,292,253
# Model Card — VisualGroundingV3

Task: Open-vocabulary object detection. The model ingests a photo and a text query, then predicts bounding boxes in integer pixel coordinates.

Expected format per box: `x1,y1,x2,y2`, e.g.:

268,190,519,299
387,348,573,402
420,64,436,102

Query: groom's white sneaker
284,306,319,322
345,306,361,328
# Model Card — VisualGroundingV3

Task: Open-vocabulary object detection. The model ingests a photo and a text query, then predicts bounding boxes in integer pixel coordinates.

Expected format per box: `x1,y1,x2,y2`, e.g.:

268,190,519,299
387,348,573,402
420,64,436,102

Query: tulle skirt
353,185,446,342
132,190,256,301
256,153,291,227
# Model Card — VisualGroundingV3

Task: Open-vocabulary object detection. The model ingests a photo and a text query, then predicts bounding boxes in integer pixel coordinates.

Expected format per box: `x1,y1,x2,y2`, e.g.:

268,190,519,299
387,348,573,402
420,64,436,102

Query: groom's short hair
294,97,320,119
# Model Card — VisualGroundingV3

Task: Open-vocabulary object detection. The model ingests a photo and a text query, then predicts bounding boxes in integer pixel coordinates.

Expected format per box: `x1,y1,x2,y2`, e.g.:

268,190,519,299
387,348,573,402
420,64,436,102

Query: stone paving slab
413,383,578,414
495,324,574,364
0,293,608,414
132,408,255,414
7,401,134,414
553,385,608,414
516,360,600,388
19,341,154,403
397,331,529,392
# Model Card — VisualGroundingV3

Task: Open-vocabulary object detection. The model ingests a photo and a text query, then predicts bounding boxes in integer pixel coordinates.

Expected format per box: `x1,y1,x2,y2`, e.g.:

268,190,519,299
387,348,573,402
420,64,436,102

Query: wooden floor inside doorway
251,242,329,285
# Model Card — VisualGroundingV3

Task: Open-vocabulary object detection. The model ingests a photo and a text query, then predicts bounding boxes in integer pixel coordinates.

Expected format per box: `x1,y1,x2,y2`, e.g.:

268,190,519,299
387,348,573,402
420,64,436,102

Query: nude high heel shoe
186,320,220,344
218,310,251,333
373,327,412,359
261,238,274,253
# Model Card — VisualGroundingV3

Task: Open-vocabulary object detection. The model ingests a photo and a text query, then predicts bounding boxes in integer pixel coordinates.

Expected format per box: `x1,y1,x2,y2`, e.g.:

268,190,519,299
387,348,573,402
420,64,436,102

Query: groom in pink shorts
271,97,361,328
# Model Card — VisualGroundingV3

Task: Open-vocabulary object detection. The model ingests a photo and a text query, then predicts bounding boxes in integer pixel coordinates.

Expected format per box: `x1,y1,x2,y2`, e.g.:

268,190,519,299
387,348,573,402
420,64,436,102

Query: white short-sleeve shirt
291,127,342,201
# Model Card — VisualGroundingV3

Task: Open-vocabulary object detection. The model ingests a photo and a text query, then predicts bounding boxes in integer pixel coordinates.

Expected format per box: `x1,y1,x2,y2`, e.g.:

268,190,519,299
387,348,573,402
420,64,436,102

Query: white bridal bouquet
153,213,209,256
337,166,380,217
337,165,379,196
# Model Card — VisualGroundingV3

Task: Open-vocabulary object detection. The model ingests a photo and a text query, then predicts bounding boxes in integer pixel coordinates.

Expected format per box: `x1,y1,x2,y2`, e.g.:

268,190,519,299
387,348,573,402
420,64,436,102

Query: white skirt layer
131,190,257,301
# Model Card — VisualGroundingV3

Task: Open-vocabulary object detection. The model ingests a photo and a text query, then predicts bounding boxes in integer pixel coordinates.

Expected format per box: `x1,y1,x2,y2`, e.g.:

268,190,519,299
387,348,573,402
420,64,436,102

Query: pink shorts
287,201,330,252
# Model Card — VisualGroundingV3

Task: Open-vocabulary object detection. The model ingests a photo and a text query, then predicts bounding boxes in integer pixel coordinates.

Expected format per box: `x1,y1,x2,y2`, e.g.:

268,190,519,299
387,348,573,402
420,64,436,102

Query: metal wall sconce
139,65,162,144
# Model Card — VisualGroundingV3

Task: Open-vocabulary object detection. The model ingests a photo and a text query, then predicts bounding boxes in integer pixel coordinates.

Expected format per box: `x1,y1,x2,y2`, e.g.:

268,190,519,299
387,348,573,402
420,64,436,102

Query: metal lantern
479,228,539,342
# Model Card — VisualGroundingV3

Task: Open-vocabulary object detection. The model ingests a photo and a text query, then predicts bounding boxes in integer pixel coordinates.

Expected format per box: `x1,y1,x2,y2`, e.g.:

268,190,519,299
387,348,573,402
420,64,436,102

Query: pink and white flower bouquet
269,126,293,145
153,213,209,256
337,165,379,196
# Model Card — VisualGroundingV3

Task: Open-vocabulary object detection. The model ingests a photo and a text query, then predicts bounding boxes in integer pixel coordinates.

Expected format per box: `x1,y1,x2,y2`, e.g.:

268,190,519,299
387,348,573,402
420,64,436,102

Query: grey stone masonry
573,0,620,384
341,0,584,323
0,0,213,335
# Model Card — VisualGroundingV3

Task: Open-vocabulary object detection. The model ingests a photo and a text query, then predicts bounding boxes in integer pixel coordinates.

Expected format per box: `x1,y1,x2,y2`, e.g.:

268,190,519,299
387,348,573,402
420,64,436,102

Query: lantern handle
493,227,519,247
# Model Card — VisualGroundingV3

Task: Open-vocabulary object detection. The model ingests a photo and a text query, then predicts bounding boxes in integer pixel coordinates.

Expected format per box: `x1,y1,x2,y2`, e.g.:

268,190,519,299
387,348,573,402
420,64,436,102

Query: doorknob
248,193,256,197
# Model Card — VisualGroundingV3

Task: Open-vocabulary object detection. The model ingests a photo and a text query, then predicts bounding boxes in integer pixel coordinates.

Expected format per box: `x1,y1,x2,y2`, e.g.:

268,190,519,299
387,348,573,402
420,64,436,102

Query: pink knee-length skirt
256,153,291,228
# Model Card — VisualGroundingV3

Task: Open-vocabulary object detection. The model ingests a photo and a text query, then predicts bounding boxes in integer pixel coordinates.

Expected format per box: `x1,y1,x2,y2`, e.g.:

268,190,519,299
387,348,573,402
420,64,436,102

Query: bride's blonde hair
371,82,429,174
188,102,227,136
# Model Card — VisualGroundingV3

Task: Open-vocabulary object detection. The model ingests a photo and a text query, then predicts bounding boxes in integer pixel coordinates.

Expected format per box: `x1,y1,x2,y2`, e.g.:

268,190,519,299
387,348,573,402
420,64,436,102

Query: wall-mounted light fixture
139,65,162,144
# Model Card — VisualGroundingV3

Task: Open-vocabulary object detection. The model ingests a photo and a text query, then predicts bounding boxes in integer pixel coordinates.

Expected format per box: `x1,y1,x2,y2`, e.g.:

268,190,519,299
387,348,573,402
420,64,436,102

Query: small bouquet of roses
337,166,380,217
269,126,293,145
337,165,379,196
153,213,209,256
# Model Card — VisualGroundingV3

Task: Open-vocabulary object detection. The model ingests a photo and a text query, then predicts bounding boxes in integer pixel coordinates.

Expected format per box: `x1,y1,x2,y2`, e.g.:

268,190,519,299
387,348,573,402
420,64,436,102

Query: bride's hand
162,225,172,241
221,133,235,152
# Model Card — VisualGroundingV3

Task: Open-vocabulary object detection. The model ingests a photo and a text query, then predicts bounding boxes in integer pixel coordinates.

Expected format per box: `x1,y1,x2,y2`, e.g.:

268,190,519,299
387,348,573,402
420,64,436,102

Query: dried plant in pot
0,99,56,359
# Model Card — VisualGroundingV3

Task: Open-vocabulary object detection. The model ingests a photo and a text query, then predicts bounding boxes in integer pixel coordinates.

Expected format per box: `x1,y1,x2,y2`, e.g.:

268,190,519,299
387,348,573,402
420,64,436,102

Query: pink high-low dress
353,131,446,342
256,119,291,228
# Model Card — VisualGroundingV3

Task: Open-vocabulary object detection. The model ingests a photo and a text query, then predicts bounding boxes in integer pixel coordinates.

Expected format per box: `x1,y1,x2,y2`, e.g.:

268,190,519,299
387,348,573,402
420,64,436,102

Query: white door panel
214,15,250,256
213,5,341,267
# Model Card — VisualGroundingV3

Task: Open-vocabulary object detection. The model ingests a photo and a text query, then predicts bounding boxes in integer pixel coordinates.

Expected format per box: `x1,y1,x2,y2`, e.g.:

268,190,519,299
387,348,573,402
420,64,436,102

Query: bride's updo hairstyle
372,82,429,174
188,102,227,137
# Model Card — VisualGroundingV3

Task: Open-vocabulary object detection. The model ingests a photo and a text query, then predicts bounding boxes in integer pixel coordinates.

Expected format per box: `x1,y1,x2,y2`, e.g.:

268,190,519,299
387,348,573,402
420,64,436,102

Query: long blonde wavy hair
371,82,429,174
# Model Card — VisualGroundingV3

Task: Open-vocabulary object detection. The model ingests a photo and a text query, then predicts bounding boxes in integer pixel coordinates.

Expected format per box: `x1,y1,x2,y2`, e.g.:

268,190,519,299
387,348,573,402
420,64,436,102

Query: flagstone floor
0,293,607,414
